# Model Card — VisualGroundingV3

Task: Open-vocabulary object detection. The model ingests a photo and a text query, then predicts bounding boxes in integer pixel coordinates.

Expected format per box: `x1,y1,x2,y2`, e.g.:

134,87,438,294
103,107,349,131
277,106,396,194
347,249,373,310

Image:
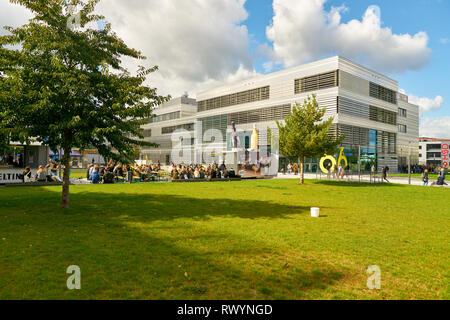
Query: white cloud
408,94,444,115
1,0,258,98
420,117,450,139
266,0,431,74
0,1,33,35
95,0,257,97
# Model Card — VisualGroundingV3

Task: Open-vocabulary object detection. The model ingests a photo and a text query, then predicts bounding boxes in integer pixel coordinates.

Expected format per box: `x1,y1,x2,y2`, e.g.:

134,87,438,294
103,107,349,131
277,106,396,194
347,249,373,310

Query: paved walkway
276,173,450,188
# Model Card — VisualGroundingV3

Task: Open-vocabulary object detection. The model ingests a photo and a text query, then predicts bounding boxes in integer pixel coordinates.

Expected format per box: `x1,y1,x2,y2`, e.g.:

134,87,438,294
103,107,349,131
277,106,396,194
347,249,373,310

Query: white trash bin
311,207,320,218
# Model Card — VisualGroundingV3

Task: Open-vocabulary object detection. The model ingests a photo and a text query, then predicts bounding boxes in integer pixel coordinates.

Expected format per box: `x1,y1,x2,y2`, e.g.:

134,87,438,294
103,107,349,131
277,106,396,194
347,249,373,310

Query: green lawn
0,180,448,300
389,173,439,180
70,168,86,179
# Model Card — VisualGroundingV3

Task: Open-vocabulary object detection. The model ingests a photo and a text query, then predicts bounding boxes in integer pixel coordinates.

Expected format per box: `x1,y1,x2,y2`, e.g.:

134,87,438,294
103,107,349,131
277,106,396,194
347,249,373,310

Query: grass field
389,173,439,180
0,179,448,300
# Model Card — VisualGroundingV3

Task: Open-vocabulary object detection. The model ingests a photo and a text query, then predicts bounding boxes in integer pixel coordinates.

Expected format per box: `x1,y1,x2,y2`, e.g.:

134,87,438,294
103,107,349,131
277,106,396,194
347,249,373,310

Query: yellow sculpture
250,124,259,150
319,148,348,174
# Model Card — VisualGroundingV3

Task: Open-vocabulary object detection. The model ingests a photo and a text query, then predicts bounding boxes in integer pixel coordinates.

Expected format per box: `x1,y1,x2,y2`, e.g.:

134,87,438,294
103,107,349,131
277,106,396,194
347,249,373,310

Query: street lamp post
408,141,411,185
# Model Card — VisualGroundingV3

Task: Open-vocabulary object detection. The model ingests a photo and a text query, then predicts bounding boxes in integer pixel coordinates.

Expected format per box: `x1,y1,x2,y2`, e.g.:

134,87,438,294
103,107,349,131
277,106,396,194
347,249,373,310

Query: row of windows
369,106,397,125
295,70,338,94
427,152,441,158
150,111,181,123
425,144,442,150
369,82,397,104
330,124,396,154
227,104,291,126
161,123,195,134
200,104,292,142
197,86,270,112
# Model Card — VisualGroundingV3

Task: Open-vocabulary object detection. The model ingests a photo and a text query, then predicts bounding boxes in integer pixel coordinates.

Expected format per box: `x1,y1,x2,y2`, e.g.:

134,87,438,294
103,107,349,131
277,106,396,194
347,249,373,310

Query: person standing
422,169,429,186
439,167,447,186
382,166,389,183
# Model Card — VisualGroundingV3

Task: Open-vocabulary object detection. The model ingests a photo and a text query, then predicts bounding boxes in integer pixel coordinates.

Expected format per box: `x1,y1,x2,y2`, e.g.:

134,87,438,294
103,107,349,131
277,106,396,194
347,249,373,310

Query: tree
276,95,344,184
0,0,169,208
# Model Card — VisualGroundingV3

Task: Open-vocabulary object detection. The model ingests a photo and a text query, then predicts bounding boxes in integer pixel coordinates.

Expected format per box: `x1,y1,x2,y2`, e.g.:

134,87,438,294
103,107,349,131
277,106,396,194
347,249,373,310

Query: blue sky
244,0,449,136
1,0,448,137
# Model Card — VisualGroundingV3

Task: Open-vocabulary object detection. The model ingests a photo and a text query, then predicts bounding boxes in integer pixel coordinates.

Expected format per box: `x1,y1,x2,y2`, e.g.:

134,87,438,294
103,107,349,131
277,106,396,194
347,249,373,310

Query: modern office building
140,56,420,173
419,137,450,168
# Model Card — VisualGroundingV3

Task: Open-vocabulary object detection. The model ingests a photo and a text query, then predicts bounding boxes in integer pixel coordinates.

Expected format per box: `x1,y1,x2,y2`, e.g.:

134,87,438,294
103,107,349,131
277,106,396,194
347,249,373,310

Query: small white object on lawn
311,207,320,218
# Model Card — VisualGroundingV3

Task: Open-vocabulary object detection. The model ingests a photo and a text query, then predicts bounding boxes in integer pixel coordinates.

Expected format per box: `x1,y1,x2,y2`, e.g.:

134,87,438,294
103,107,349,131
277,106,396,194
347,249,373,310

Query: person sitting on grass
193,167,200,179
22,167,32,183
91,165,100,184
35,165,47,182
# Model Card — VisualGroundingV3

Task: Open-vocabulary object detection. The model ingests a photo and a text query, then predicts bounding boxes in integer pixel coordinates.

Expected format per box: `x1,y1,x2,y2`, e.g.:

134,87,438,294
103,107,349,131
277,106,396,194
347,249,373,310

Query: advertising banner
0,169,24,184
442,143,449,168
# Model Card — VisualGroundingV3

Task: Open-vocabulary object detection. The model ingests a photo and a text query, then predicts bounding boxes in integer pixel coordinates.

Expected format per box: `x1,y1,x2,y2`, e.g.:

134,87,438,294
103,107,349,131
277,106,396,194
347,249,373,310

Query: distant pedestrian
438,167,447,186
382,166,389,183
422,169,429,186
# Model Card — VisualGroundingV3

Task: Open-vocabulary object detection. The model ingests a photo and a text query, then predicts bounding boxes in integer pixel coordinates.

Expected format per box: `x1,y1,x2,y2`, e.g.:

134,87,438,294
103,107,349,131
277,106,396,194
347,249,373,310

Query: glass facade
282,128,379,173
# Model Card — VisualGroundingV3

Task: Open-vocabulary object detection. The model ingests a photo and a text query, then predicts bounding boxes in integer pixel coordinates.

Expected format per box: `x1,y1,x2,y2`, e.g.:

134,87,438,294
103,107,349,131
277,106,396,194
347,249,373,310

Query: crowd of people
85,161,164,184
9,157,449,187
170,162,237,180
19,159,63,183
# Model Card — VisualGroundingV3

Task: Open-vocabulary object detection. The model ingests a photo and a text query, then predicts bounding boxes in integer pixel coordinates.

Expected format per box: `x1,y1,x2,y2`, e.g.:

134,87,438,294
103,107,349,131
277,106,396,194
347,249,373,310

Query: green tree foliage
276,95,344,184
0,0,169,208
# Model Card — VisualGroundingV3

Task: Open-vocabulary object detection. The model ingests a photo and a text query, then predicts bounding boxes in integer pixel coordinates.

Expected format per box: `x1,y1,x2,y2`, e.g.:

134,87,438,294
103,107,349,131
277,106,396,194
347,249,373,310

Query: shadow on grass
0,187,348,299
56,191,312,222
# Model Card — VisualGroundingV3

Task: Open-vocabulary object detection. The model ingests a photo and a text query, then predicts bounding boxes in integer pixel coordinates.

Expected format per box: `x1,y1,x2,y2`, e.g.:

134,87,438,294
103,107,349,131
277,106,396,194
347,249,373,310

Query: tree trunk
61,146,71,209
300,156,305,184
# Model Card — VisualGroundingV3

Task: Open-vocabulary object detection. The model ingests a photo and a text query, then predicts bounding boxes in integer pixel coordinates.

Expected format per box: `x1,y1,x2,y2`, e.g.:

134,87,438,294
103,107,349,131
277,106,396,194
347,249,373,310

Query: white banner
0,169,24,184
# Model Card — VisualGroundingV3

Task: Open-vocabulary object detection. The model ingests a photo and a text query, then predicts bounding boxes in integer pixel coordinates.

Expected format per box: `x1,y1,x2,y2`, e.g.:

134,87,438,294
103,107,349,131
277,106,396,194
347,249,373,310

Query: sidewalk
276,173,450,188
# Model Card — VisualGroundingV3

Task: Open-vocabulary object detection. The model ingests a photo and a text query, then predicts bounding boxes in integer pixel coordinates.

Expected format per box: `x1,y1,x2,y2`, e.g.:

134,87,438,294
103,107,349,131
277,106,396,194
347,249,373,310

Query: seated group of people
21,160,64,183
86,162,163,184
170,162,236,180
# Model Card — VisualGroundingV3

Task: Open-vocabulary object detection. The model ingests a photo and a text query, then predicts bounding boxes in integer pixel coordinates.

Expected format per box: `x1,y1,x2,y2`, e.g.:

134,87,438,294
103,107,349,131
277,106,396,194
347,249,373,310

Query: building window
197,86,270,112
150,111,181,123
227,104,291,126
426,144,441,151
369,106,397,125
398,124,407,133
200,104,292,142
295,70,338,94
398,108,407,117
419,146,422,150
142,129,152,138
427,152,441,158
369,130,377,148
161,123,194,134
369,82,397,104
378,131,397,154
419,154,422,158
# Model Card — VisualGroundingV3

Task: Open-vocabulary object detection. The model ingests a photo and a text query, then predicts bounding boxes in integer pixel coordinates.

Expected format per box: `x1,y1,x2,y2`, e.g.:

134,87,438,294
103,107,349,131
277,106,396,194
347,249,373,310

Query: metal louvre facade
295,70,339,94
337,97,369,119
369,82,397,104
197,86,270,112
200,104,292,142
